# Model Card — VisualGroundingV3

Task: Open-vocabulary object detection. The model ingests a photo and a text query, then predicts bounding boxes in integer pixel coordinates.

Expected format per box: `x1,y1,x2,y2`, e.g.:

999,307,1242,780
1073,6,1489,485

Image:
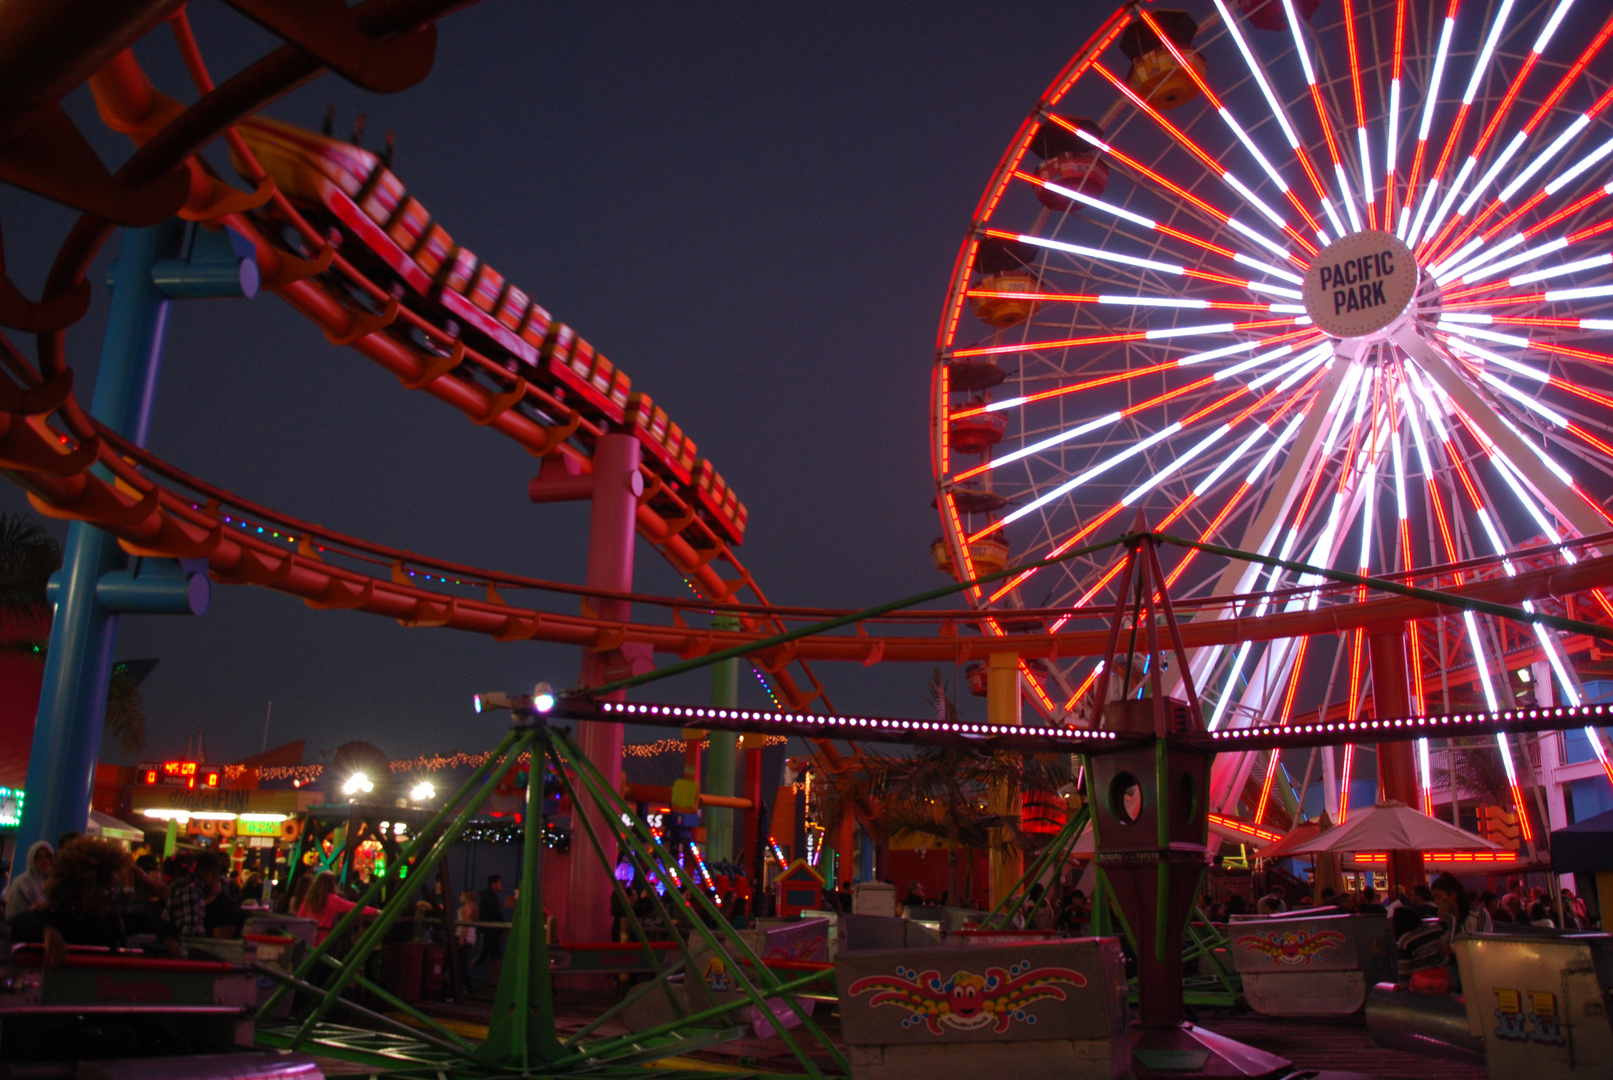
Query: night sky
0,2,1110,766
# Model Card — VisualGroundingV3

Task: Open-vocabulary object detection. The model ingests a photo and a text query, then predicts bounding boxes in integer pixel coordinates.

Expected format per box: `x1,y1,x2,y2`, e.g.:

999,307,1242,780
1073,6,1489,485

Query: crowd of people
1208,875,1591,931
0,834,277,960
1200,873,1596,996
7,830,1597,1015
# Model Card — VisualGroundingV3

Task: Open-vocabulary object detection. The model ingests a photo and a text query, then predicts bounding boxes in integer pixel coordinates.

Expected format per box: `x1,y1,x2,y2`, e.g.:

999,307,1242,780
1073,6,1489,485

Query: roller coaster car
1119,11,1206,111
1029,117,1109,212
696,461,748,546
625,393,694,486
233,118,749,544
541,330,630,425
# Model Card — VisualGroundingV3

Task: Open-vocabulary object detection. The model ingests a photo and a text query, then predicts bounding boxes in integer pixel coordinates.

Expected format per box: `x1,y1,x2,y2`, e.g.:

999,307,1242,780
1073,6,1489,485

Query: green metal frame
977,806,1090,930
970,799,1242,1009
253,713,844,1078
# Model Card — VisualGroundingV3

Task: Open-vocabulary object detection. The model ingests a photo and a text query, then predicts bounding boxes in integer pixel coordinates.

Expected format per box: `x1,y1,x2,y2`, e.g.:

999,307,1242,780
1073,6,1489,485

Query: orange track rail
3,5,1611,729
0,5,834,714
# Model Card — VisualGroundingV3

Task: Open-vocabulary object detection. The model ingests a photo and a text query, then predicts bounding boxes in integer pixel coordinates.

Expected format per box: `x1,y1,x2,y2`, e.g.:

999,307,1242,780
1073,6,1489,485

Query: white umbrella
1254,814,1330,860
1286,800,1502,856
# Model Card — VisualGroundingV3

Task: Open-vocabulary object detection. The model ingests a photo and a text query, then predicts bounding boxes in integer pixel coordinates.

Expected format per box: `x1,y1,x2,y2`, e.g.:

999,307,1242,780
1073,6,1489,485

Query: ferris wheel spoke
1420,0,1575,259
1496,188,1613,250
953,359,1289,486
1432,11,1613,261
1414,0,1521,255
1278,0,1362,232
1398,326,1613,544
952,322,1281,359
1043,117,1305,269
1438,104,1613,272
1380,0,1409,231
954,327,1323,422
950,314,1305,360
1412,410,1546,828
1436,214,1613,287
1177,361,1358,700
964,284,1303,316
1000,365,1329,611
982,222,1305,298
1188,344,1361,614
1401,2,1461,245
1211,0,1347,238
1090,60,1316,257
1442,252,1613,305
1474,419,1583,561
989,506,1130,606
1008,167,1308,291
965,342,1329,537
1135,7,1328,243
1013,170,1221,255
1339,0,1377,230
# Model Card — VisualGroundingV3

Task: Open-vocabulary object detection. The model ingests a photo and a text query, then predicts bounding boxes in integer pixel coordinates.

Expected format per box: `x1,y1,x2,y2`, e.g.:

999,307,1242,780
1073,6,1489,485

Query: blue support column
17,221,186,854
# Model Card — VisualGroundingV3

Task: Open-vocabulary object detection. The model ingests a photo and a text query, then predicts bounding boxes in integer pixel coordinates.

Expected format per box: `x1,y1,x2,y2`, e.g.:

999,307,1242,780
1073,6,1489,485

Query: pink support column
568,433,641,945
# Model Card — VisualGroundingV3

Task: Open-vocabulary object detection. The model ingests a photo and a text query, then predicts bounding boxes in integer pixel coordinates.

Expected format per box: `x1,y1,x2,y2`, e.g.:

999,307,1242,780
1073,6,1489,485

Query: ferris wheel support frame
1175,349,1360,695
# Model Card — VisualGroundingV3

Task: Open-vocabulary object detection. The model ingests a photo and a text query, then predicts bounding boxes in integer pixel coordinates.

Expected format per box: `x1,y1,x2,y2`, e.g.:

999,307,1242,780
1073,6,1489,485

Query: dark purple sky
0,2,1108,765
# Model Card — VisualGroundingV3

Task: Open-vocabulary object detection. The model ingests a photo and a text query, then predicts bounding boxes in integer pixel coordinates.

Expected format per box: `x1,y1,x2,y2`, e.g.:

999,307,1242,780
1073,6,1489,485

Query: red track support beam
567,433,643,947
1368,628,1426,893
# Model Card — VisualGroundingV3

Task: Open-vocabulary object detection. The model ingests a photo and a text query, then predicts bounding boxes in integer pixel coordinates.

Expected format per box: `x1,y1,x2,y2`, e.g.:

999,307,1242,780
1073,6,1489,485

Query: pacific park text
1320,249,1397,316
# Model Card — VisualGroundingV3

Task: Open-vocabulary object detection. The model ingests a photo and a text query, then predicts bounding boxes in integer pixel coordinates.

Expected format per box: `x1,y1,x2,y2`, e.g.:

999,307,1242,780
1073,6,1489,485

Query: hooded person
5,842,53,921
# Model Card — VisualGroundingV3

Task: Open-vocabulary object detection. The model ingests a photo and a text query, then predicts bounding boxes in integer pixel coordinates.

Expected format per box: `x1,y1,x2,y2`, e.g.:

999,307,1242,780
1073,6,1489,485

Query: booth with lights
131,760,315,869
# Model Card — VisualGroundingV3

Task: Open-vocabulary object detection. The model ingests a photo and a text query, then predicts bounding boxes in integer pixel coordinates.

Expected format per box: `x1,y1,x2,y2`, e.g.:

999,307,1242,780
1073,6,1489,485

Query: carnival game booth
131,780,307,855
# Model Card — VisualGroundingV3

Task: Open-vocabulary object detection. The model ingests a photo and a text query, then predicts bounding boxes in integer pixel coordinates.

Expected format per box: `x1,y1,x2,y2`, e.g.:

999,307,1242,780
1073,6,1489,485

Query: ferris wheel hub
1302,229,1417,343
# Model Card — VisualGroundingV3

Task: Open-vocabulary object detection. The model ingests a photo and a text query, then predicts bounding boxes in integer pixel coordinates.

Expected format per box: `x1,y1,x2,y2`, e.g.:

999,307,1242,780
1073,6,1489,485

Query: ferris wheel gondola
931,0,1613,826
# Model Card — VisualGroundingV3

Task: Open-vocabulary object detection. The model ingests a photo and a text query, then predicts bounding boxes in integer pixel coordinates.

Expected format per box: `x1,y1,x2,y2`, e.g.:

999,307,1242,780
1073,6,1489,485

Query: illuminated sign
138,761,221,790
0,788,22,827
1301,230,1415,340
237,818,282,837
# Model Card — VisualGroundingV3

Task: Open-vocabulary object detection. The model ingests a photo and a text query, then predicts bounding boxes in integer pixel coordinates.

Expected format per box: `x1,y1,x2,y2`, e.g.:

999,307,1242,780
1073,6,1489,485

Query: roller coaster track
0,0,845,712
1,353,1606,670
2,1,1610,731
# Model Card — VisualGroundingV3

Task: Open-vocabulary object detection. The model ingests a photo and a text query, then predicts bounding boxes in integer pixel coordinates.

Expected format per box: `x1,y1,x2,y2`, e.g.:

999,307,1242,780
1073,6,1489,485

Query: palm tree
104,663,149,755
0,513,147,753
813,670,1072,904
0,513,60,627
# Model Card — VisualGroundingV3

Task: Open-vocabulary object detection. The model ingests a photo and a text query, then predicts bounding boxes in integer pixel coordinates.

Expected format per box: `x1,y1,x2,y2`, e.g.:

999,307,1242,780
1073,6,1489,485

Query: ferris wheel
931,0,1613,797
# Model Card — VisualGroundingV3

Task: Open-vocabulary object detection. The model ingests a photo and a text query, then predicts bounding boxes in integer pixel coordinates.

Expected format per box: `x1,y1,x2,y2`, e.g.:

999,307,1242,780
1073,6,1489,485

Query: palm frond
0,514,61,617
104,666,148,755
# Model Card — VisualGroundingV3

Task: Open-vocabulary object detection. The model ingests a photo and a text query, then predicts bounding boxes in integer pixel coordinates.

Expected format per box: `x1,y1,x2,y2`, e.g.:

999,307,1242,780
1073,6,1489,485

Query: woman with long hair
11,838,136,964
1431,872,1490,935
1430,871,1487,992
283,870,312,916
295,871,375,945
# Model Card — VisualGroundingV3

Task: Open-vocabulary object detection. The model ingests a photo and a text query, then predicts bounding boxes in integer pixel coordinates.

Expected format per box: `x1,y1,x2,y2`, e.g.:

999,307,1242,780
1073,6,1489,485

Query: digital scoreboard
138,760,221,789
